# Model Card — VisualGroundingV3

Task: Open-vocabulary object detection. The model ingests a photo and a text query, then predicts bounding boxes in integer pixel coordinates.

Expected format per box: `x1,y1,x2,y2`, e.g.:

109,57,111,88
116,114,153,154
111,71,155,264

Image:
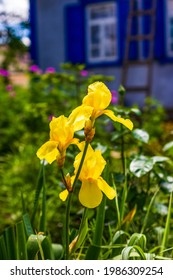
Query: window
166,0,173,56
86,2,118,63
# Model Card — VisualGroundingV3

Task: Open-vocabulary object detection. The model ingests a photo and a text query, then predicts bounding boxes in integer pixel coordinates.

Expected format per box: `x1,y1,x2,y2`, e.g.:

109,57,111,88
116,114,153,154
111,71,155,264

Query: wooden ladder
121,0,157,97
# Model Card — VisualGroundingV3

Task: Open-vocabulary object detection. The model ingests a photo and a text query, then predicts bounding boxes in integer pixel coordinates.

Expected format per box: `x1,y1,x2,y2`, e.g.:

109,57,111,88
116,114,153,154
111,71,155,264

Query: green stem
120,124,125,175
111,174,121,229
140,188,159,234
64,193,73,259
160,192,172,256
70,207,88,255
39,163,46,232
72,141,89,190
85,195,106,260
120,158,127,221
64,141,89,259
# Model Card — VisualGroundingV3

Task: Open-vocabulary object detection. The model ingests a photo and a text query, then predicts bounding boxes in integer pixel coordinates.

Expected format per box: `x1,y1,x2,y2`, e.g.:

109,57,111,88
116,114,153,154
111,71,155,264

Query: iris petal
36,141,59,164
97,177,116,200
59,189,69,201
83,82,111,110
79,179,103,208
103,110,133,130
68,105,93,131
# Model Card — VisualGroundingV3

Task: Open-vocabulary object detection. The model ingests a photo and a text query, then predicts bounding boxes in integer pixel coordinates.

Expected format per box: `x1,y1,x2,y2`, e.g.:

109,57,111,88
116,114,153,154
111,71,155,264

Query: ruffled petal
50,115,74,144
103,110,133,130
83,82,111,110
36,141,59,164
59,189,69,201
97,177,116,200
79,179,103,208
68,105,93,131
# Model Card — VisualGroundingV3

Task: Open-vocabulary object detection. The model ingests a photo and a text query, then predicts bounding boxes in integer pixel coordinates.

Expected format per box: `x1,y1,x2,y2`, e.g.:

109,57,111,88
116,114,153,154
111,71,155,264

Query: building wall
36,0,78,70
90,63,173,109
33,0,173,109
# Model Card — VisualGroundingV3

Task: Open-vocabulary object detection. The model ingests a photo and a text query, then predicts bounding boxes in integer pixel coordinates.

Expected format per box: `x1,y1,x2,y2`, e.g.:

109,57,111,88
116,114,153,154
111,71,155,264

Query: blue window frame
85,2,118,64
65,0,167,65
166,0,173,57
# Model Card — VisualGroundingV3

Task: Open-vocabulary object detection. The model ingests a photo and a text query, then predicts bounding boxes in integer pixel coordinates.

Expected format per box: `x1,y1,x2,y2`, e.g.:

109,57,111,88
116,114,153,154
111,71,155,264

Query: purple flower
6,84,13,91
111,90,118,104
9,91,16,98
48,114,54,121
29,65,42,74
0,68,9,77
80,70,89,77
45,67,56,73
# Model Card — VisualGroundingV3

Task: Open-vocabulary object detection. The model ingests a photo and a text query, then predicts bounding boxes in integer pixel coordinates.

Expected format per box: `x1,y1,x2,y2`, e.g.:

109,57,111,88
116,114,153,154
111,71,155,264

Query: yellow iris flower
68,81,133,131
59,143,116,208
36,115,78,165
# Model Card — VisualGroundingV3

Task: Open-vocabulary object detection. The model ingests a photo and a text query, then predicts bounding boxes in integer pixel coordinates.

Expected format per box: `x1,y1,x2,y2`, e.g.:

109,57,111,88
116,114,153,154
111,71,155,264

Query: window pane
91,47,100,58
104,24,116,57
167,1,173,55
90,5,115,19
86,2,118,62
91,25,100,44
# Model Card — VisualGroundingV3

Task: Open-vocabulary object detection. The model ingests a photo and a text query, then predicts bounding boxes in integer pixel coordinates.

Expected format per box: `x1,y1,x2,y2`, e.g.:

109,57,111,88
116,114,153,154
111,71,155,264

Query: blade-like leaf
128,233,146,250
152,156,169,164
23,213,34,238
16,221,27,260
0,235,8,260
31,162,45,224
4,226,17,259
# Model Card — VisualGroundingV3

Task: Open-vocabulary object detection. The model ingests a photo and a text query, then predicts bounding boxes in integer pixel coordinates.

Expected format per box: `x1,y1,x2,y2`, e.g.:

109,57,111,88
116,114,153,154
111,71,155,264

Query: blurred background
0,0,173,112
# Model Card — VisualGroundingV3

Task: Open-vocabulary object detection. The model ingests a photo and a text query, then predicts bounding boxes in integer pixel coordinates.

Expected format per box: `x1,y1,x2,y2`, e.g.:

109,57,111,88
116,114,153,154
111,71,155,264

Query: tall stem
64,141,89,259
120,124,125,175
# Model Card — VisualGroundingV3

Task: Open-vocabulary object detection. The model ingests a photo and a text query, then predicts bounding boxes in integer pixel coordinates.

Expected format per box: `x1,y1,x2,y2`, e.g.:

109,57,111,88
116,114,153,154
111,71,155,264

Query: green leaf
152,156,169,163
153,203,168,216
128,233,146,250
23,213,34,238
122,245,146,260
41,236,54,260
130,155,154,177
27,234,46,260
75,217,88,251
130,108,141,116
85,195,106,260
52,244,64,260
163,141,173,152
132,129,149,143
111,230,129,244
0,235,8,260
4,226,17,259
16,221,28,260
31,162,45,224
160,180,173,193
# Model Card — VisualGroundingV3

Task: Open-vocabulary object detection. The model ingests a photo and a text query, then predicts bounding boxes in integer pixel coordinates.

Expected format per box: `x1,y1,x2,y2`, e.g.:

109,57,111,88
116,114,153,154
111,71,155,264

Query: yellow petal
83,82,111,110
50,115,74,145
59,189,69,201
36,141,59,164
74,145,106,180
97,177,116,200
68,105,93,132
103,109,133,130
79,179,103,208
70,138,79,145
